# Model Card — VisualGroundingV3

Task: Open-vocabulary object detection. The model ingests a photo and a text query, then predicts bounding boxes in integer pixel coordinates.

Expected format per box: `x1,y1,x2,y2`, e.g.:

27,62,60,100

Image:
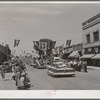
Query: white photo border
0,1,100,99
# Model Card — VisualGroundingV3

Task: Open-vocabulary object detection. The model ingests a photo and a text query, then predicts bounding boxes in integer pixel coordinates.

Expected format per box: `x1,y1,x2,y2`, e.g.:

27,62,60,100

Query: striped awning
91,54,100,59
81,54,95,59
68,51,79,58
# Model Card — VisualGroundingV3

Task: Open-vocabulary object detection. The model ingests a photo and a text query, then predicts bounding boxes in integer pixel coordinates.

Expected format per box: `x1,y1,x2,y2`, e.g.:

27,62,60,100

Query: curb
87,66,100,71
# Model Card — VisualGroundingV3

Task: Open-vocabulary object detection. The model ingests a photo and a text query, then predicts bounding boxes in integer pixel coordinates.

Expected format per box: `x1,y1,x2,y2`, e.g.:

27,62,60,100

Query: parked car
2,62,12,73
47,58,75,77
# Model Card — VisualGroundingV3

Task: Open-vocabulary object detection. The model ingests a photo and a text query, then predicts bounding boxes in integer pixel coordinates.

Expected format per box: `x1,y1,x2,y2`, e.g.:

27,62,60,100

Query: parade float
47,57,75,77
33,38,56,69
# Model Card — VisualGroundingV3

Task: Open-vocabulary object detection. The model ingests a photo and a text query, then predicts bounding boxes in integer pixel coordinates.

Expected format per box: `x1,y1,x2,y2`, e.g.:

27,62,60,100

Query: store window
93,30,99,42
86,34,90,43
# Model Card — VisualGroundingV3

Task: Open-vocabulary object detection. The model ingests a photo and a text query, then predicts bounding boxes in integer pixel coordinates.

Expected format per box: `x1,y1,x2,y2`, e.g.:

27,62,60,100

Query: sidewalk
87,66,100,71
0,73,16,90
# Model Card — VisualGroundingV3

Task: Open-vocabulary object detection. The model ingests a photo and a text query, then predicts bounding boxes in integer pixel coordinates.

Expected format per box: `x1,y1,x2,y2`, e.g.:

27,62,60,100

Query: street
0,64,100,90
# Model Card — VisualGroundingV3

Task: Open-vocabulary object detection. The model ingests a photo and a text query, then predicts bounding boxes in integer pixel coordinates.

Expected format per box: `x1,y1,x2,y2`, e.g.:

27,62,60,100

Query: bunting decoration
14,39,20,47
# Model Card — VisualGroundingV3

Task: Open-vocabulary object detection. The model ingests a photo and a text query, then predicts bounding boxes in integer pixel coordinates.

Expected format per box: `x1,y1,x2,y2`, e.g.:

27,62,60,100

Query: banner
14,39,20,47
41,42,47,50
53,41,56,48
66,40,71,47
36,41,39,48
66,40,68,45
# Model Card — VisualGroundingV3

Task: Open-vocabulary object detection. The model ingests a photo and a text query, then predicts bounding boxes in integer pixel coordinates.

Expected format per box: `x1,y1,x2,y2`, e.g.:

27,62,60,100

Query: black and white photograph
0,1,100,93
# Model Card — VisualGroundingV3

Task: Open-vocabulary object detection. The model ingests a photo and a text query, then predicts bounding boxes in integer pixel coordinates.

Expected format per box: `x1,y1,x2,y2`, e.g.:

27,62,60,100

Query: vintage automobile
47,57,75,77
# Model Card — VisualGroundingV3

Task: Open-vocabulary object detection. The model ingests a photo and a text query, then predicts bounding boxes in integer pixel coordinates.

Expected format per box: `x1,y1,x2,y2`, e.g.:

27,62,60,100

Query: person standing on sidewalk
83,60,88,72
78,59,82,72
1,66,5,80
73,59,78,71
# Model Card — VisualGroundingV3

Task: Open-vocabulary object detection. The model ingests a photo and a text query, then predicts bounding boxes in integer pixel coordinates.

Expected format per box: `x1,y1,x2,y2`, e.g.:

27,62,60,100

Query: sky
0,2,100,56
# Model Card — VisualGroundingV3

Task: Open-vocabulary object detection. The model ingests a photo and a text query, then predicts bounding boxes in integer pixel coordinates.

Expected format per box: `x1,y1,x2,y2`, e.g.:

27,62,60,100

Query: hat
21,72,26,76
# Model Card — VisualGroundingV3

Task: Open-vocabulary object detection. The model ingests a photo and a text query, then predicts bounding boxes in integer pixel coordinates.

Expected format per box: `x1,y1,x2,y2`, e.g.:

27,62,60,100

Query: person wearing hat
1,65,5,80
73,59,78,71
83,59,88,72
14,63,22,86
17,72,25,89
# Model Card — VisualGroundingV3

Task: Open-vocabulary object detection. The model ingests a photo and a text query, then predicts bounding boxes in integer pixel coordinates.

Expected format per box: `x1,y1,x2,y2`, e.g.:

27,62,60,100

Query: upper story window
93,30,99,42
86,34,90,43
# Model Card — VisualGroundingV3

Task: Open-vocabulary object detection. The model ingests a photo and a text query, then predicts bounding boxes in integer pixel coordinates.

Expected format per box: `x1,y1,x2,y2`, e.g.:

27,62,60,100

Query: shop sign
84,41,100,48
73,43,83,51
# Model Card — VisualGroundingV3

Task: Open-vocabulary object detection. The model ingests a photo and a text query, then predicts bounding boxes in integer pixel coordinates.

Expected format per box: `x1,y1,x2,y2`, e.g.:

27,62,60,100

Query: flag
53,41,56,44
66,40,71,47
24,50,25,54
53,41,56,47
14,39,20,47
33,41,39,48
36,41,39,47
66,40,68,45
68,40,71,46
33,41,36,45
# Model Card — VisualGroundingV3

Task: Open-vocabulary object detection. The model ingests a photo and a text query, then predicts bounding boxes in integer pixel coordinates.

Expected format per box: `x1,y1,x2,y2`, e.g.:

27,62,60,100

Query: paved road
28,65,100,90
0,64,100,90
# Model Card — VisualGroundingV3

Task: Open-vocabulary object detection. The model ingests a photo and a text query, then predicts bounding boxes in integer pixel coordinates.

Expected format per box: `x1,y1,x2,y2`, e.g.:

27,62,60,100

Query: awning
81,54,95,59
68,51,79,58
54,57,60,61
91,54,100,59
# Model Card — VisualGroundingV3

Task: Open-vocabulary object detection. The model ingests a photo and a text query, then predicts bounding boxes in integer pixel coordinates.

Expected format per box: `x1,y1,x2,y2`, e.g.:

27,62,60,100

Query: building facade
82,13,100,66
0,44,11,64
68,43,83,59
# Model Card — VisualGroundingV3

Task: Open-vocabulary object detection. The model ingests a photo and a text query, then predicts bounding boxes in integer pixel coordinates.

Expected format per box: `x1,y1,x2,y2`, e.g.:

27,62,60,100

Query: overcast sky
0,2,100,55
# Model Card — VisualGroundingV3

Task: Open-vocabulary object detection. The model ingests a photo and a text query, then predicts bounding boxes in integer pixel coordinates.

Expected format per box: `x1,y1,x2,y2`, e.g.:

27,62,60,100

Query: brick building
81,13,100,66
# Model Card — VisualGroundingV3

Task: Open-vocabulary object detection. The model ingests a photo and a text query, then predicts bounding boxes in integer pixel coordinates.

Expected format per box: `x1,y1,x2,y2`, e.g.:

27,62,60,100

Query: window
86,34,90,43
93,30,99,42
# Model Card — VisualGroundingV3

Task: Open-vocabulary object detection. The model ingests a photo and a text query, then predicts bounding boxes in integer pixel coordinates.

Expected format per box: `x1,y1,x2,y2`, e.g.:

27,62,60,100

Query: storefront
64,46,73,60
91,47,100,66
68,43,83,60
91,54,100,66
81,46,100,66
81,54,95,66
82,13,100,67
